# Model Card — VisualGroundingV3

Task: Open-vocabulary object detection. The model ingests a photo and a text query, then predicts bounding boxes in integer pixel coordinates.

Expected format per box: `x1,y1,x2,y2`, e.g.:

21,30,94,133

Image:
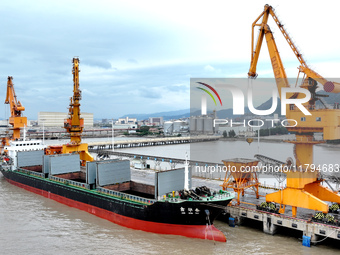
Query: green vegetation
136,126,151,136
222,129,236,138
256,126,288,136
228,130,236,138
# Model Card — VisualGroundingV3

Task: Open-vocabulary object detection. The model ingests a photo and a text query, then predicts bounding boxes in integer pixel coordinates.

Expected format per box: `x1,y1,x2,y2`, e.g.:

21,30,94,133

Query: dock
225,194,340,247
192,174,340,247
130,165,340,247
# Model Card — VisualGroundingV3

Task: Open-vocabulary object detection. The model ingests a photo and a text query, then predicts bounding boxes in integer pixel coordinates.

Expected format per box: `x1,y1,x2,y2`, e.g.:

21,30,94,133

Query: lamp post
257,127,260,153
111,119,114,151
41,119,46,145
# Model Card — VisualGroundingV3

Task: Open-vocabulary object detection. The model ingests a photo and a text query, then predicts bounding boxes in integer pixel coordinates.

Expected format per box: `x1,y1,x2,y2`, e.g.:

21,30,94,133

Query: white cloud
204,65,215,72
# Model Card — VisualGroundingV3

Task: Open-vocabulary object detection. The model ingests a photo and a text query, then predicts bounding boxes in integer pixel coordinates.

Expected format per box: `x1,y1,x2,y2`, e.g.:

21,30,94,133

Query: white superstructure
4,140,46,170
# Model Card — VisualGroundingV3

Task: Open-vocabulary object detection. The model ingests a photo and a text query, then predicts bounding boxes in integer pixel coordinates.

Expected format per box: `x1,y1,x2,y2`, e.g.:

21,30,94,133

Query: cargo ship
0,139,234,242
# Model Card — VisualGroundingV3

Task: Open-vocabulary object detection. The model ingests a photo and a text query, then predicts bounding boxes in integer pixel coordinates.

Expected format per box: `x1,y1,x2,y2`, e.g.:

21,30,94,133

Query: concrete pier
226,203,340,246
131,166,340,247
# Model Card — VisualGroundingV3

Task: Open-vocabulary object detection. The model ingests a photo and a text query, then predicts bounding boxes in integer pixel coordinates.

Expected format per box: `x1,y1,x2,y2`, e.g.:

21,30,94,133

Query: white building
38,112,93,127
116,117,137,125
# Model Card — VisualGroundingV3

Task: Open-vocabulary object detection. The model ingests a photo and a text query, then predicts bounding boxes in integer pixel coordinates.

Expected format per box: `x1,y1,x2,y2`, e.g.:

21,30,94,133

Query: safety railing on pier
49,175,90,189
89,136,219,150
96,187,156,205
17,168,45,178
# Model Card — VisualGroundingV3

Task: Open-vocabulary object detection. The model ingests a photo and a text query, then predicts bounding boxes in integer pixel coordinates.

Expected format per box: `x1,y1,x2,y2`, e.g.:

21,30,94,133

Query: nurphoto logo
195,80,312,128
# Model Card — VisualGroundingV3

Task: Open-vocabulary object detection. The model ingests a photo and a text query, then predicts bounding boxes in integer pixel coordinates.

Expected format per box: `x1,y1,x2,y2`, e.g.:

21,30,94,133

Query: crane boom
249,4,340,94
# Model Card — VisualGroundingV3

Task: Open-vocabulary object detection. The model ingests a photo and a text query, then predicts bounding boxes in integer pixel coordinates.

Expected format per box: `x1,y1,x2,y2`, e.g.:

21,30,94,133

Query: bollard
228,217,235,227
302,235,311,247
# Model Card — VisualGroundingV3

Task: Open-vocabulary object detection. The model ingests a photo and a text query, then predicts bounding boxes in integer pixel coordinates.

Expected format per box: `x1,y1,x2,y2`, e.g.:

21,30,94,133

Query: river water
1,139,340,254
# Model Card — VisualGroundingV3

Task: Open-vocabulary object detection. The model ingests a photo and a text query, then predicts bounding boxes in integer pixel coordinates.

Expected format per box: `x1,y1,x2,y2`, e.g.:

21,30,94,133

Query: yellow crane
46,58,93,165
2,76,27,149
248,4,340,217
62,57,93,165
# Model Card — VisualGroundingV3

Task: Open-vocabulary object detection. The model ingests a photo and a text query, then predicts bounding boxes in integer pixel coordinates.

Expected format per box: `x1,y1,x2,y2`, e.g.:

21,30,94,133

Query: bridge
89,149,224,168
87,136,219,150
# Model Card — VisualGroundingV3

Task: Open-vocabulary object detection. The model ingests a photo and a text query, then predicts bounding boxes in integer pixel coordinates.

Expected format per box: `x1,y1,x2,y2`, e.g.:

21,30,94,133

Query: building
148,117,164,126
189,115,217,135
116,117,137,125
0,119,32,127
113,123,138,130
38,112,93,127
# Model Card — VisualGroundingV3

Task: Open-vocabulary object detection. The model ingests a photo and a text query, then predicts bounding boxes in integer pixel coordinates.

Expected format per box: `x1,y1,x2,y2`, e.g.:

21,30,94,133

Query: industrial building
149,117,164,126
116,117,137,125
163,119,189,135
189,111,218,135
38,112,93,127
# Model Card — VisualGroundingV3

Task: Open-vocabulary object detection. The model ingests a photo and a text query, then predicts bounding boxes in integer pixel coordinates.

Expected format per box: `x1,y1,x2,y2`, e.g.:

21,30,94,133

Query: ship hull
1,170,231,242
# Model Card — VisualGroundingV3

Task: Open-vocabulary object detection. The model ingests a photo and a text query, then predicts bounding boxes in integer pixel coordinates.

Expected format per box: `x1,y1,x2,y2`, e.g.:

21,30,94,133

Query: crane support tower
248,4,340,217
3,76,27,145
62,58,93,165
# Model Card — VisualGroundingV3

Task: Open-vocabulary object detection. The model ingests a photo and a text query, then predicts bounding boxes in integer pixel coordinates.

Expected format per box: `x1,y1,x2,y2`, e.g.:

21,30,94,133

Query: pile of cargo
256,202,279,214
312,211,340,226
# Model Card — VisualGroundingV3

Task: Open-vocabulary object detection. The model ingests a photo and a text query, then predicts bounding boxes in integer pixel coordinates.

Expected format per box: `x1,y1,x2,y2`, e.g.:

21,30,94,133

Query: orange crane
46,58,93,165
2,76,27,149
248,4,340,217
62,58,93,165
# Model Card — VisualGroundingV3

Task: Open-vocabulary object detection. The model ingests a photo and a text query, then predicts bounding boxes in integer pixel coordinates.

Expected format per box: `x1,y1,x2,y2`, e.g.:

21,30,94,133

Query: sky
1,0,340,120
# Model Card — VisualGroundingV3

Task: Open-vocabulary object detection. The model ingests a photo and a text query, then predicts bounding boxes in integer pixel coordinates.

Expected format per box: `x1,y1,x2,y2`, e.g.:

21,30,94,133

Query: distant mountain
316,90,340,105
120,109,191,121
214,98,280,119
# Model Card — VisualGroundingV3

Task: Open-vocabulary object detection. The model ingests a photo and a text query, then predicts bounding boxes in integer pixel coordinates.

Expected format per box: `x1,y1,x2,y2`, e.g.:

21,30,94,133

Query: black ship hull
1,169,232,241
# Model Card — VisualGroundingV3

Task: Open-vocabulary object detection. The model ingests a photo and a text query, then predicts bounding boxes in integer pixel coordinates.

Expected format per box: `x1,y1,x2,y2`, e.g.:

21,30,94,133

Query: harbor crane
63,58,93,165
248,4,340,217
46,58,93,165
2,76,27,150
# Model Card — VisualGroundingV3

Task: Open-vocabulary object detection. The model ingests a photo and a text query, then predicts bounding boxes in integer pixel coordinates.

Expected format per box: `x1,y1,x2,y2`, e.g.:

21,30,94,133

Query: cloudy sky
1,0,340,120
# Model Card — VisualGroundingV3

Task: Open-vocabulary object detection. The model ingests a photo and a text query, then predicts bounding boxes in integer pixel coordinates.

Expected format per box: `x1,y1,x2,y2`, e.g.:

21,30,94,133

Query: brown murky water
1,140,340,254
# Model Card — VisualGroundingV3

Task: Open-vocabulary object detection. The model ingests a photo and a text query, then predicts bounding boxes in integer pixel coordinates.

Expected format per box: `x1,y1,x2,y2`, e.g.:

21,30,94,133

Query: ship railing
49,175,90,190
17,168,45,178
96,187,156,205
163,190,234,202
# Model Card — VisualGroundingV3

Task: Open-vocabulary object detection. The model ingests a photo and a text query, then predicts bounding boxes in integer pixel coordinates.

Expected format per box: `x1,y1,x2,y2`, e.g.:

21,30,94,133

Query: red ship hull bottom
5,178,227,242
